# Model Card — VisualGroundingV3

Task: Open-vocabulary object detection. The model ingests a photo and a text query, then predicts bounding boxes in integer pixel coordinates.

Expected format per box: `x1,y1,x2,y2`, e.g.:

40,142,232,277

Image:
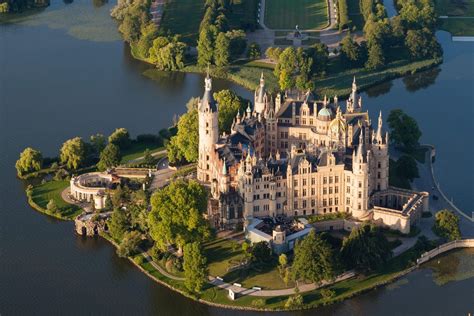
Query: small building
245,217,313,254
74,212,111,236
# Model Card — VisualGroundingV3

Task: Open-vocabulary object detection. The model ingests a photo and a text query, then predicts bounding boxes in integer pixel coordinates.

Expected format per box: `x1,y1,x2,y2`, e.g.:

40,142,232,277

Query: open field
120,142,164,164
30,180,81,219
436,0,474,16
160,0,204,45
264,0,329,30
436,0,474,35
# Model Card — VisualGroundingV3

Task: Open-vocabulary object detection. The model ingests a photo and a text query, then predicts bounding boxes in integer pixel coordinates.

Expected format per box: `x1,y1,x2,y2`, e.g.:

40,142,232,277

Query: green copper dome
318,107,333,117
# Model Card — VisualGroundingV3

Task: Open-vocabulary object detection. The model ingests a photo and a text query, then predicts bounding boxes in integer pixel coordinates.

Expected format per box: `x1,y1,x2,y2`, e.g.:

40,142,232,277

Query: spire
356,130,364,161
351,76,357,103
222,157,227,175
260,72,265,87
246,103,252,118
376,111,383,143
200,69,217,112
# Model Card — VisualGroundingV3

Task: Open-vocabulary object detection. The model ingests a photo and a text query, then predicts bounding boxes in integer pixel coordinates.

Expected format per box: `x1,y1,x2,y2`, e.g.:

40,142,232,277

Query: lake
0,0,473,314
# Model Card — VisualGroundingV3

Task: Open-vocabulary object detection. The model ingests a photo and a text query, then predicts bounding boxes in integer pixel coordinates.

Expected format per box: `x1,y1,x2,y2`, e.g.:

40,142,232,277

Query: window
303,189,306,197
277,203,281,209
323,187,327,195
335,186,339,194
346,176,350,183
377,172,381,179
311,199,315,207
311,188,315,195
294,180,298,187
329,198,333,206
311,178,315,185
329,187,333,194
329,176,333,184
358,203,361,210
253,205,260,212
303,200,307,208
335,176,339,183
378,162,381,168
358,191,362,198
323,177,327,184
303,179,307,186
346,197,350,204
335,197,339,205
346,186,350,193
323,199,327,207
358,181,362,188
294,202,298,209
264,205,269,211
294,190,298,197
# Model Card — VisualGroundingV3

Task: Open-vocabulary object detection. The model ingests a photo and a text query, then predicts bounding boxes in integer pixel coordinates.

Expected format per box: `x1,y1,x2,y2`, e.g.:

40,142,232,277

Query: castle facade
197,74,428,234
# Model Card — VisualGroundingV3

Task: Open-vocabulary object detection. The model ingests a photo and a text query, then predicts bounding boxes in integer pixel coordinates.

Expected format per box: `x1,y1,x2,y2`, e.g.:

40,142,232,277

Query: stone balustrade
417,239,474,265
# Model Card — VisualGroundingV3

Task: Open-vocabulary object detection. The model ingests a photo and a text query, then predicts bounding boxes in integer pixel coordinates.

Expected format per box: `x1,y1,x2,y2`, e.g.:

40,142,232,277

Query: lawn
160,0,205,45
204,237,246,277
264,0,329,30
30,180,81,219
436,0,474,16
120,142,164,164
438,17,474,35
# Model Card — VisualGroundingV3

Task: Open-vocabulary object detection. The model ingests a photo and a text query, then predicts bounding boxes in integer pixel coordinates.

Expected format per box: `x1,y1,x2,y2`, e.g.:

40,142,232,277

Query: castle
197,73,428,235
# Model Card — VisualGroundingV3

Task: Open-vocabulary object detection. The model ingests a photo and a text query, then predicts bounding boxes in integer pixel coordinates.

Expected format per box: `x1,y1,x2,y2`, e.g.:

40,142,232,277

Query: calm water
1,1,473,315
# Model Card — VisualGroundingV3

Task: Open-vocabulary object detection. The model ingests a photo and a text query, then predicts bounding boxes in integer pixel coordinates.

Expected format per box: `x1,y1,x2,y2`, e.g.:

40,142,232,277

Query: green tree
143,148,154,165
15,147,43,177
226,29,247,59
47,199,58,213
89,133,107,156
433,210,461,241
365,42,385,70
405,28,440,60
117,230,143,257
341,224,392,271
60,137,86,170
167,99,199,163
136,22,158,59
265,47,282,62
108,128,131,150
214,32,231,67
291,230,336,284
183,242,208,293
306,43,328,76
97,143,121,171
149,36,187,71
340,33,360,67
108,208,130,240
285,294,304,308
247,42,261,60
251,241,271,265
213,89,246,133
396,155,419,181
148,180,210,252
119,15,141,43
197,26,215,67
387,109,422,152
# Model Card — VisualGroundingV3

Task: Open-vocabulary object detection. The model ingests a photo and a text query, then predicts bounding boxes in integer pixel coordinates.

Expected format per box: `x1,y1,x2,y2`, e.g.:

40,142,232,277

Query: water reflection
402,67,441,92
92,0,108,8
424,248,474,285
365,81,393,97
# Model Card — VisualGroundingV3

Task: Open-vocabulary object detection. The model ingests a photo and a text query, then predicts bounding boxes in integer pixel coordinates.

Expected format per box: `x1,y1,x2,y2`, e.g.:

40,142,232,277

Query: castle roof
199,73,217,112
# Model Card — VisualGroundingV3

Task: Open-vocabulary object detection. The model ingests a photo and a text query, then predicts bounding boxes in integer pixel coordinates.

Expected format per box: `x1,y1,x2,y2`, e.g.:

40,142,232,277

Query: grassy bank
120,143,164,164
28,180,81,220
264,0,328,30
436,0,474,35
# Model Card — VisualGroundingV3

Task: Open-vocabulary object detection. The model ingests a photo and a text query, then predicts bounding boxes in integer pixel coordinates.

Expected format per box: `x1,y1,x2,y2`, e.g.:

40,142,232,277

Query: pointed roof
256,72,266,104
200,70,217,112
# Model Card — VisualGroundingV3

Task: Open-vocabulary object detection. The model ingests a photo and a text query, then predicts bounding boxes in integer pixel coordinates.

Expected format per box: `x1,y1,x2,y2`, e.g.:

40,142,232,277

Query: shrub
117,231,143,258
285,294,303,309
320,288,336,302
134,255,145,265
251,298,265,307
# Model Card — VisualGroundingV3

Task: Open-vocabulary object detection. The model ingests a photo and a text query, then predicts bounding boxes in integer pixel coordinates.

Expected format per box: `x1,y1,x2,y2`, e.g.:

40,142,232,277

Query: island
16,72,473,311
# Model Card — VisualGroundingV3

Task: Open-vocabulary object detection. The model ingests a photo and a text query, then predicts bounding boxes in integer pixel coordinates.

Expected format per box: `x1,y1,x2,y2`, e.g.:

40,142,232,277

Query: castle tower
351,132,369,218
346,77,357,113
197,73,218,183
371,111,389,191
254,72,267,115
243,154,254,219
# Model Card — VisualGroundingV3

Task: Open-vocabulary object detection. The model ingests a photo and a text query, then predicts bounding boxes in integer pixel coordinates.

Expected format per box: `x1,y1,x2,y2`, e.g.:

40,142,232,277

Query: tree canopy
183,242,208,293
213,89,246,133
433,210,461,241
167,98,199,164
291,230,336,284
60,137,86,170
97,143,121,171
148,180,210,252
148,36,187,71
341,224,392,271
15,147,43,176
108,128,131,150
387,109,422,152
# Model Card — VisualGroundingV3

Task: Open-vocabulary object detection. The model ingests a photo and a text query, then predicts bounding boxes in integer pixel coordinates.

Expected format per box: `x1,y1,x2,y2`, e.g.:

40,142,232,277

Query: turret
197,73,219,183
375,111,383,144
351,131,369,218
371,112,389,191
254,72,266,114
